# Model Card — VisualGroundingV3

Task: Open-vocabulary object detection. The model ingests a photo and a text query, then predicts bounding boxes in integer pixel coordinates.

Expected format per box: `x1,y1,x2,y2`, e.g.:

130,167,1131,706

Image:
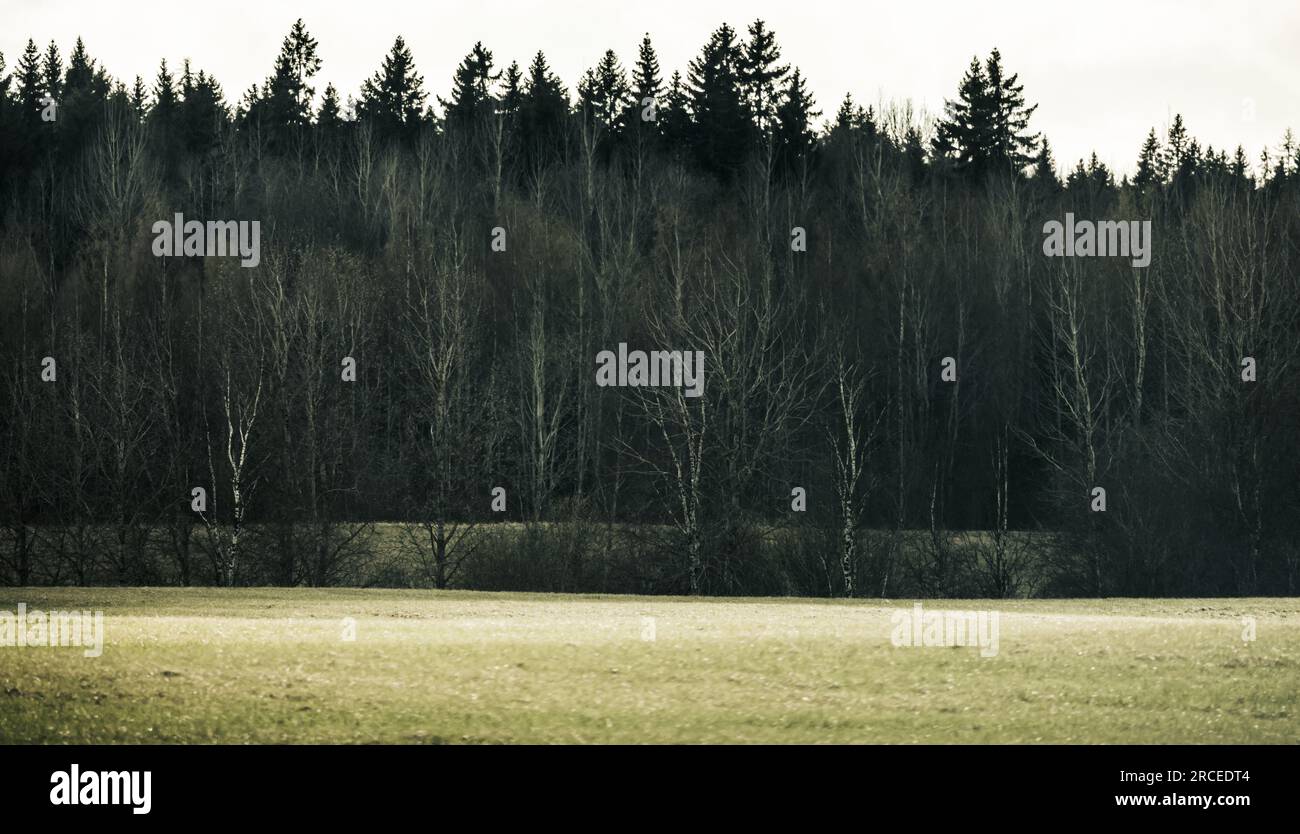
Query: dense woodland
1,20,1298,596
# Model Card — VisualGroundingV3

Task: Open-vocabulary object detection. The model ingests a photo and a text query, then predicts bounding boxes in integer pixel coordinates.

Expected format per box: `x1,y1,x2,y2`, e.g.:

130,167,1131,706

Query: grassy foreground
1,588,1296,743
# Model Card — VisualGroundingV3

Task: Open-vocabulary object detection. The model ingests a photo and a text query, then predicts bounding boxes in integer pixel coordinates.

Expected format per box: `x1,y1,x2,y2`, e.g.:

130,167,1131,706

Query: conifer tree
935,50,1038,178
740,19,788,135
660,70,692,160
148,58,179,161
180,66,226,154
1164,114,1189,174
1134,128,1164,189
500,61,523,118
687,23,750,175
774,68,818,170
577,49,628,134
626,34,662,142
358,36,428,143
984,49,1038,172
1033,136,1060,191
1231,145,1250,186
265,18,321,141
933,56,991,176
16,40,43,129
129,75,147,120
42,41,63,101
316,83,342,130
903,126,926,181
64,38,96,98
520,50,569,165
440,41,498,133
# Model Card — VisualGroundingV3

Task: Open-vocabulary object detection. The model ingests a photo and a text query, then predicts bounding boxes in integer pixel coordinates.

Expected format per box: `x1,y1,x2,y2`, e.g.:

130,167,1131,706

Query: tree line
0,20,1298,596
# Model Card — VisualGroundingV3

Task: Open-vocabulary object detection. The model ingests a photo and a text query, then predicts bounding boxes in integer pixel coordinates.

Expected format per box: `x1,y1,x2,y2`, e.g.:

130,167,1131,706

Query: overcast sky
4,0,1297,176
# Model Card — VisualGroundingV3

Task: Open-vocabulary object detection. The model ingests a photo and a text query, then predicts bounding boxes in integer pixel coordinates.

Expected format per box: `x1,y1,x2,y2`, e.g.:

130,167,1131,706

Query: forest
0,20,1297,597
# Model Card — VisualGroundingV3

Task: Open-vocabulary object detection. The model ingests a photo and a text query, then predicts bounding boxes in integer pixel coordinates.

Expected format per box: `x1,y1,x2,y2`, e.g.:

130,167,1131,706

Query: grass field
1,589,1296,743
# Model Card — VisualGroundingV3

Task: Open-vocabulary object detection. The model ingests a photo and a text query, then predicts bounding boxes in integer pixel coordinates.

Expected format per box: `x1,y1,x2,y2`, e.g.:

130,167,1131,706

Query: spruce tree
148,59,178,143
440,42,498,134
129,75,147,120
1164,114,1191,182
358,36,428,143
64,38,95,98
317,83,343,130
180,66,226,154
627,34,662,142
833,93,866,134
520,50,569,167
578,49,628,134
16,40,43,129
935,50,1038,179
1231,145,1250,187
687,23,750,175
774,68,818,171
265,18,321,142
934,56,991,176
42,41,63,101
903,126,927,181
1033,137,1060,191
740,19,788,135
1134,128,1164,189
984,49,1038,173
660,70,692,161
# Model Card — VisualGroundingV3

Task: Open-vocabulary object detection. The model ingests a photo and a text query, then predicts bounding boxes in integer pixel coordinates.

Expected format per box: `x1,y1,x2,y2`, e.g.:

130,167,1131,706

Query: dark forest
1,20,1297,597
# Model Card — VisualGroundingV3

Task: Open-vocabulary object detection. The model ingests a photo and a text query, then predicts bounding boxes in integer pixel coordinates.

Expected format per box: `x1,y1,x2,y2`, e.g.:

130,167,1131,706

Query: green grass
1,588,1296,743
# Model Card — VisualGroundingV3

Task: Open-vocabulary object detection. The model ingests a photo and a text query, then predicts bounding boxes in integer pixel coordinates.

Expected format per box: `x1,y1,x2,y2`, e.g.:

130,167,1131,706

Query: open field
1,589,1297,743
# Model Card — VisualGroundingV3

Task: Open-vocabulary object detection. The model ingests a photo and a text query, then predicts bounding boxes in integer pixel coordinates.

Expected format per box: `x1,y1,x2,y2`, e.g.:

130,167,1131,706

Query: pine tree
64,38,95,97
687,23,750,175
16,40,43,127
1134,128,1164,189
578,49,628,134
1065,158,1088,190
935,50,1038,179
1164,115,1190,177
1032,136,1060,191
828,94,878,150
129,75,147,120
833,94,855,133
1200,144,1227,181
740,19,788,135
1067,152,1115,201
317,83,342,130
903,126,927,181
358,36,428,143
501,61,523,117
626,34,662,141
151,59,177,118
660,70,692,160
42,41,63,100
236,84,261,125
264,18,321,141
148,59,179,142
1231,145,1251,187
520,51,569,166
933,56,991,176
774,68,818,171
983,48,1038,172
439,41,498,133
180,65,226,154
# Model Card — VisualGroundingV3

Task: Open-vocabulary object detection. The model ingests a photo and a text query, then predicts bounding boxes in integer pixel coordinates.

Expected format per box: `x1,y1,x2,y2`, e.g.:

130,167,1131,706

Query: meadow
1,589,1296,743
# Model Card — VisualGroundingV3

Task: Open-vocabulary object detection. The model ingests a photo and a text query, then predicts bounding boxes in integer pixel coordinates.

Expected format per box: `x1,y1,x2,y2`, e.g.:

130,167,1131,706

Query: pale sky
4,0,1298,176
